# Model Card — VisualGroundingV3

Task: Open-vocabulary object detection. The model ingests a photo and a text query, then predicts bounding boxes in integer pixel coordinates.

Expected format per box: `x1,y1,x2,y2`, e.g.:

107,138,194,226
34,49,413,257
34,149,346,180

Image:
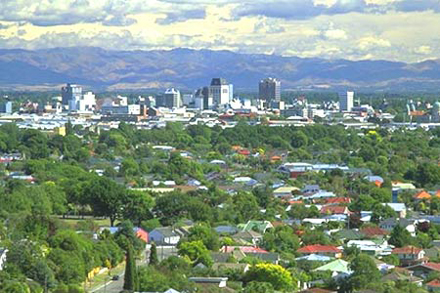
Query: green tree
389,225,413,247
186,224,220,251
243,281,275,293
178,240,213,267
349,254,381,290
123,244,137,291
149,242,158,266
245,263,296,291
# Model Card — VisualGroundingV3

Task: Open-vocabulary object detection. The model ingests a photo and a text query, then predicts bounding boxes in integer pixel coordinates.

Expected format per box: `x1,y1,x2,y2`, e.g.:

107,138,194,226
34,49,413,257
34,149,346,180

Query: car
111,275,120,281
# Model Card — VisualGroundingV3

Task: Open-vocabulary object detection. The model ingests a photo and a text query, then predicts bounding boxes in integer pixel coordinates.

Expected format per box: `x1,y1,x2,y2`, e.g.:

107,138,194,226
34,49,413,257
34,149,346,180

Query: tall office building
158,88,182,108
210,78,232,106
61,83,82,106
259,78,281,106
340,91,354,112
195,87,212,110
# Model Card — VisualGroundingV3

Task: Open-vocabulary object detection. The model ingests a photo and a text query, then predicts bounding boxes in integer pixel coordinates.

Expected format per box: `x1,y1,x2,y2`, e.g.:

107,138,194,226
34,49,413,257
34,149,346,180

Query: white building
340,91,354,112
210,78,233,106
77,91,96,113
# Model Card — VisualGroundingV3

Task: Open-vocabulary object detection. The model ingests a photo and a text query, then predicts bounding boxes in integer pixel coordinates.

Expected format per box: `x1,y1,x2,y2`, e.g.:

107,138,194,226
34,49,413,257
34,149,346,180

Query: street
89,246,177,292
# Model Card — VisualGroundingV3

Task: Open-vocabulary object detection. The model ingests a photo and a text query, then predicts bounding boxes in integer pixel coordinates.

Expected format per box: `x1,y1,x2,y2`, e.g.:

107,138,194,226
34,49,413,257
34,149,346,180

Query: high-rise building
340,91,354,112
195,87,212,110
210,78,232,106
157,88,182,108
259,78,281,106
61,84,82,106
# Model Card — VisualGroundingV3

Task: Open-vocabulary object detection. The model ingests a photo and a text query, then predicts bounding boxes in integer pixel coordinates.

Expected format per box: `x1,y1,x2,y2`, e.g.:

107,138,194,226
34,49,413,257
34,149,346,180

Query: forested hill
0,47,440,91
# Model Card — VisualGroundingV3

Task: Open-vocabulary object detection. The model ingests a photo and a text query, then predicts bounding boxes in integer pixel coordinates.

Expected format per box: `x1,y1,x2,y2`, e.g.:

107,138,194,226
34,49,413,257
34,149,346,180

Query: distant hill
0,47,439,92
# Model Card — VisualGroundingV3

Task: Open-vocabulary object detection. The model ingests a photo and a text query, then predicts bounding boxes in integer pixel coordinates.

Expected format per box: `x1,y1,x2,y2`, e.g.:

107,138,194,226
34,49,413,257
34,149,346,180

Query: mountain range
0,47,439,92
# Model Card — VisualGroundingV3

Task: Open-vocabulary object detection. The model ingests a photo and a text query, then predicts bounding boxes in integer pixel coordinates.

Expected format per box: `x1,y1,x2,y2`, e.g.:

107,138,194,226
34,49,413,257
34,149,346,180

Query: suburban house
149,227,181,245
211,263,250,274
360,226,389,239
241,220,273,234
413,190,432,200
320,206,350,216
382,203,407,218
408,262,440,279
303,184,320,195
273,186,300,198
297,245,342,258
426,279,440,292
324,197,351,205
392,246,427,267
232,230,263,245
245,252,280,264
0,248,8,270
381,270,423,286
345,240,394,256
277,162,313,179
188,277,229,289
314,259,351,279
379,218,418,236
214,225,239,235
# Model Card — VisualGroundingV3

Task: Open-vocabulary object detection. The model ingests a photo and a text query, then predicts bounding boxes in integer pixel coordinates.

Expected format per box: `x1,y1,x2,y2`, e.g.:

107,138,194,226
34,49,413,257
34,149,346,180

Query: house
273,186,300,198
392,181,416,190
211,263,250,274
233,176,258,186
392,246,426,267
381,271,423,286
211,250,246,263
360,226,389,238
245,252,280,264
134,227,149,243
232,230,262,245
345,240,393,256
277,162,313,178
325,197,351,205
320,206,350,216
332,229,365,241
296,254,334,262
381,203,407,218
0,248,8,270
314,259,351,279
370,256,395,273
379,218,417,236
241,220,273,234
188,277,228,288
149,227,181,245
214,225,238,235
427,279,440,292
414,190,432,200
297,245,342,258
407,262,440,279
425,246,440,260
303,184,320,195
220,246,268,254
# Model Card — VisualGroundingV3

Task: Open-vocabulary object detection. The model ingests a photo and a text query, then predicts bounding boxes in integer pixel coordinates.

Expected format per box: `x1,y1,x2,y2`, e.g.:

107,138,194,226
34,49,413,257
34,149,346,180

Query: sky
0,0,439,63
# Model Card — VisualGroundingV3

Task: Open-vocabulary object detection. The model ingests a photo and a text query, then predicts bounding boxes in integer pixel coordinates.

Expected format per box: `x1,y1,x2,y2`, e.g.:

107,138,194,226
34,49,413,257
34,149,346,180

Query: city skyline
0,0,439,63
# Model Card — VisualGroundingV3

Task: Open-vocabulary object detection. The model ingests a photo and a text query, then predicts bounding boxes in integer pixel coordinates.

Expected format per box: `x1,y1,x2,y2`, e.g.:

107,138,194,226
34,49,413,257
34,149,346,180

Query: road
90,246,177,292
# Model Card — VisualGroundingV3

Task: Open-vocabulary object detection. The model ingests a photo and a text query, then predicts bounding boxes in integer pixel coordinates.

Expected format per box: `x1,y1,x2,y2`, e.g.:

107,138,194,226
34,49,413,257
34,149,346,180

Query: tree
349,254,381,290
82,176,125,226
389,225,413,247
244,281,274,293
245,263,296,291
178,240,213,267
123,244,137,291
122,190,154,226
149,242,158,266
186,224,220,251
262,226,300,253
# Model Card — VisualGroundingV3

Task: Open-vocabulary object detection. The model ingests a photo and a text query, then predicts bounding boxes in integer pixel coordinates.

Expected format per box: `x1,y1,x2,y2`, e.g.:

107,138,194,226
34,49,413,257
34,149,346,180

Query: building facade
259,78,281,106
210,78,232,106
61,84,82,106
340,91,354,112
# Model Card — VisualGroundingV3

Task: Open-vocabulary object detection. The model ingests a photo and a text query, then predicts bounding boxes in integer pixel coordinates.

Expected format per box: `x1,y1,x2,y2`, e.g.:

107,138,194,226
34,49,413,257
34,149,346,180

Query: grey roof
152,227,178,237
215,226,238,235
245,252,280,262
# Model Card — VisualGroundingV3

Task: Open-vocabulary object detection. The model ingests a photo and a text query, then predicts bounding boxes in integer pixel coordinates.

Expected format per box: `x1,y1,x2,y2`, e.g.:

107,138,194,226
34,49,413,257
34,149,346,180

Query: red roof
413,190,431,200
427,279,440,287
135,228,149,243
237,149,251,156
392,246,423,255
325,197,351,205
361,226,389,237
423,262,440,271
320,205,349,215
297,245,341,254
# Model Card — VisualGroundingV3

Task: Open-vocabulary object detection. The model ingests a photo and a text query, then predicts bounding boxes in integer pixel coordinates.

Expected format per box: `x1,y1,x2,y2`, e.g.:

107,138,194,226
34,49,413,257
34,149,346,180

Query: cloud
357,36,391,50
232,0,440,20
414,45,432,55
156,9,206,25
102,15,137,26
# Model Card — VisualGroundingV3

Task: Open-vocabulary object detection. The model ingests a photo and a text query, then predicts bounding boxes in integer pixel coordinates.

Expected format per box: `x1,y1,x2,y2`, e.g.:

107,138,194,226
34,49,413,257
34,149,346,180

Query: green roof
314,259,351,274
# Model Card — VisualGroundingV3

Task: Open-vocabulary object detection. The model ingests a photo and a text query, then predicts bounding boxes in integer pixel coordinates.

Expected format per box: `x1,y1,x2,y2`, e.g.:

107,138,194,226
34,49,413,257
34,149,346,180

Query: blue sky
0,0,439,62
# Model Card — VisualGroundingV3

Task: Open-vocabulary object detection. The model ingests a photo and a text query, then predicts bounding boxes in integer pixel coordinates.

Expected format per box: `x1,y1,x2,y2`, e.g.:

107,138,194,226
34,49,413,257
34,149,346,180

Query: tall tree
123,244,137,291
149,242,158,266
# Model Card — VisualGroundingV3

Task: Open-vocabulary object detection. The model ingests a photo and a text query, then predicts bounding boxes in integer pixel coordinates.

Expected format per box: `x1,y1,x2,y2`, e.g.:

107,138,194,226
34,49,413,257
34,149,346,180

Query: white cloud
414,45,432,55
358,36,391,50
